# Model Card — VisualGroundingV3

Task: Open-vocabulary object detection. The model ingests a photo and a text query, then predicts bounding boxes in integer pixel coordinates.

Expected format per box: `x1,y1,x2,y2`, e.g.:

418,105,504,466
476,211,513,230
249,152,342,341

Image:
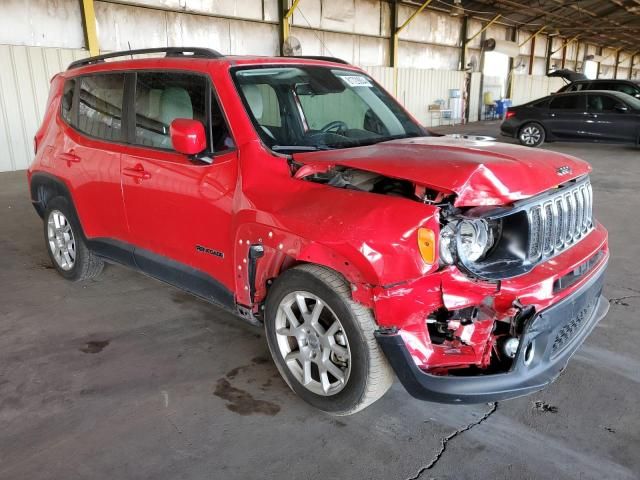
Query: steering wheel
320,120,348,134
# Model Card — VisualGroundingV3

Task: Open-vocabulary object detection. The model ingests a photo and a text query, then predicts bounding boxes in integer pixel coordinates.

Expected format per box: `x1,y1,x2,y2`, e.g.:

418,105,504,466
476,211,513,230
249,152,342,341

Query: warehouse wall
0,45,88,172
1,0,638,173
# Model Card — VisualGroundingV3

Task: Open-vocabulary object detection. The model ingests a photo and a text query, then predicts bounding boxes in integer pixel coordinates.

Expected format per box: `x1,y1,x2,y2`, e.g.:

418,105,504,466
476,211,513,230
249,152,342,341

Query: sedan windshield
233,66,425,151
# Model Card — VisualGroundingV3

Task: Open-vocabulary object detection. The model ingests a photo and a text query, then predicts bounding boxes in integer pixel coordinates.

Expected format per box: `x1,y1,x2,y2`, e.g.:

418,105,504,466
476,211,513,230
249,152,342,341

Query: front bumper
375,261,608,404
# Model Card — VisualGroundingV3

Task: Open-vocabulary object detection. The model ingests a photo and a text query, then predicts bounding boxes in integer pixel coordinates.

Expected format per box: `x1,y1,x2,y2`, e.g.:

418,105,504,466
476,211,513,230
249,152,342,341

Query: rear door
585,93,638,143
546,94,588,139
120,70,238,301
55,73,129,241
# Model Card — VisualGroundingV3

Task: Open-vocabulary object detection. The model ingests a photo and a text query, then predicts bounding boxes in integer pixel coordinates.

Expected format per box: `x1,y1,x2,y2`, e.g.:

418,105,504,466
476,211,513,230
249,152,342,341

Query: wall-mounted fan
283,36,302,56
467,54,479,72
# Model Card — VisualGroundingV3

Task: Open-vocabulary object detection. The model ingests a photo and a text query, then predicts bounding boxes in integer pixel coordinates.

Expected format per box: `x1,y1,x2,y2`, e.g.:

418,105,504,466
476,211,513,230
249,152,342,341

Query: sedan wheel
519,123,545,147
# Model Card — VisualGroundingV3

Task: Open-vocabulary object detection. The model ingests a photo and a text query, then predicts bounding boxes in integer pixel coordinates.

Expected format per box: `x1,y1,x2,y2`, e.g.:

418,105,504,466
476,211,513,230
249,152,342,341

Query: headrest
241,85,263,119
159,87,193,125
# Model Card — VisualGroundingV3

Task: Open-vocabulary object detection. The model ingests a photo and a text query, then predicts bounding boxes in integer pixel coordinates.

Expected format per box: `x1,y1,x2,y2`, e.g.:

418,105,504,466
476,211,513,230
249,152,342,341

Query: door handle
57,151,81,165
586,113,598,119
123,164,152,181
549,113,556,117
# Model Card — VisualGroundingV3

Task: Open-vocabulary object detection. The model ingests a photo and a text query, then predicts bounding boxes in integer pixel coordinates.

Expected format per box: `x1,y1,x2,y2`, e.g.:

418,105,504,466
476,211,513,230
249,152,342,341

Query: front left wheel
265,264,393,415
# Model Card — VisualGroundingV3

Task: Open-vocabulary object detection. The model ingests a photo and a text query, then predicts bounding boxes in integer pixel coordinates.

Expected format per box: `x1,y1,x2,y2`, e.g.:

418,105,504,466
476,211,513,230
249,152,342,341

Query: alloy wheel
520,125,542,146
47,210,76,271
274,291,351,396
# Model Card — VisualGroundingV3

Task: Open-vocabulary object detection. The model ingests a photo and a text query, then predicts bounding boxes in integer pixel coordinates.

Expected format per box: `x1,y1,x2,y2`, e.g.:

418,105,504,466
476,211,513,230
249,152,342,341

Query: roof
67,47,352,72
431,0,640,50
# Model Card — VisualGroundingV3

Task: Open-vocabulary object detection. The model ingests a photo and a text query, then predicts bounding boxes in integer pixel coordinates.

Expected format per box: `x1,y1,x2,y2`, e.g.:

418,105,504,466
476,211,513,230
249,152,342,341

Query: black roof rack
67,47,224,70
295,56,350,65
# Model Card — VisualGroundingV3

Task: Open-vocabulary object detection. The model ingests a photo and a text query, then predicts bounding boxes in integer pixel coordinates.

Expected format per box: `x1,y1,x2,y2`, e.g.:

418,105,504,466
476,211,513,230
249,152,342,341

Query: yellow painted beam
396,0,433,34
465,14,501,46
519,26,545,48
551,34,580,55
282,0,301,42
80,0,99,56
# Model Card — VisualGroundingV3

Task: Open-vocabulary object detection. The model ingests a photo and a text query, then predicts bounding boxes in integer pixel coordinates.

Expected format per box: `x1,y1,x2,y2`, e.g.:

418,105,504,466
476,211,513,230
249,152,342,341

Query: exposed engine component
300,166,419,200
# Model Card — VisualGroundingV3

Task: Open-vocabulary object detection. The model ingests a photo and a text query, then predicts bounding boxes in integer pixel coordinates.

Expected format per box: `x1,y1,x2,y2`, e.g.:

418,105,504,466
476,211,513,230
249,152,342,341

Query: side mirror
615,104,629,113
170,119,206,155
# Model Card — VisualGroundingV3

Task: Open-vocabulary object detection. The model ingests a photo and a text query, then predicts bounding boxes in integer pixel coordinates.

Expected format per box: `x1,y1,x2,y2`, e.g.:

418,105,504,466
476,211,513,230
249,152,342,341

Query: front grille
527,179,593,263
551,290,599,356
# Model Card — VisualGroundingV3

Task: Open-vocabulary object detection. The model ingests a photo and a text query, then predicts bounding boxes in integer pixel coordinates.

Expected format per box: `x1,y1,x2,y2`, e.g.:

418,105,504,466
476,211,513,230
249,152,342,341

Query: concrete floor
1,123,639,480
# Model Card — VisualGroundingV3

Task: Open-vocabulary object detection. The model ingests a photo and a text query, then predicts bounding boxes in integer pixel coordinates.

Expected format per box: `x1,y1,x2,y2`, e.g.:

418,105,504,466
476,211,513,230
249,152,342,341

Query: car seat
241,85,275,140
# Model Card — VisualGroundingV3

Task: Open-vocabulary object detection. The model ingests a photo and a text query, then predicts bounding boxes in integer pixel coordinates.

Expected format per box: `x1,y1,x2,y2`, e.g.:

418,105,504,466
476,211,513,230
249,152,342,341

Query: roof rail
295,55,350,65
67,47,224,70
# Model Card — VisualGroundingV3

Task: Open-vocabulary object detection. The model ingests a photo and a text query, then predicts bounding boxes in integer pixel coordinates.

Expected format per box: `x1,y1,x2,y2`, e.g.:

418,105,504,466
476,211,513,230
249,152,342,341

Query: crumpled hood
293,136,591,206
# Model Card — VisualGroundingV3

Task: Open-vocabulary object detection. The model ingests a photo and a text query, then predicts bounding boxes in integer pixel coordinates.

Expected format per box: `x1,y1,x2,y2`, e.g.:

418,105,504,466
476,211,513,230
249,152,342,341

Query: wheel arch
29,172,76,218
234,224,379,309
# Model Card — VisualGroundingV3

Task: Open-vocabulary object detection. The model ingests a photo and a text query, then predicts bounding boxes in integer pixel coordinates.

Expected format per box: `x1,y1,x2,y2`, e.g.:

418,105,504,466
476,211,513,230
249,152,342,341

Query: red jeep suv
28,48,609,414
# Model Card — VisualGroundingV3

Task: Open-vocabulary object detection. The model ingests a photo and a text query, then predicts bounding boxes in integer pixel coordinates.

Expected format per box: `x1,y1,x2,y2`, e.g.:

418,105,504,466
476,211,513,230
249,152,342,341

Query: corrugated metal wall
0,45,87,172
511,75,566,107
363,67,466,126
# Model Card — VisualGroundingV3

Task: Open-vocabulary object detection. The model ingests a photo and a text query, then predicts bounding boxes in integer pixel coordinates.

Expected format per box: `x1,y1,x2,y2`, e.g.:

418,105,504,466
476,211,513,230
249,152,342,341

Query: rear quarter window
61,79,76,125
77,73,126,142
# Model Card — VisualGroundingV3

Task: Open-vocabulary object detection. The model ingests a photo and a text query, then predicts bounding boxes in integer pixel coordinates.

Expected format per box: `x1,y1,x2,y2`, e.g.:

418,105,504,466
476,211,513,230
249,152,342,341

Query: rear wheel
44,196,104,281
265,264,393,415
518,122,545,147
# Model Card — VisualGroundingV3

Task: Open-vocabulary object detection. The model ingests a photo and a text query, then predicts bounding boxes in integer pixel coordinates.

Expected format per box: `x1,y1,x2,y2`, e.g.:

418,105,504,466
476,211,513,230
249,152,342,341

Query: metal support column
279,0,300,55
79,0,100,56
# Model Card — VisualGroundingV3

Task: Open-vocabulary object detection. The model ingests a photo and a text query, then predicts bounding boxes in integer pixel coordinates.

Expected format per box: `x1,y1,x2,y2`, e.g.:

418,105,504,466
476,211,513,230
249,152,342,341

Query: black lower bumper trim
376,262,608,404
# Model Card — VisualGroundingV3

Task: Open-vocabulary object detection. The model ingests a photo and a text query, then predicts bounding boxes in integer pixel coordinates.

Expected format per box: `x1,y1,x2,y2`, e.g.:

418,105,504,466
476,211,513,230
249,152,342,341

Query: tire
265,264,393,415
518,122,546,147
43,196,104,281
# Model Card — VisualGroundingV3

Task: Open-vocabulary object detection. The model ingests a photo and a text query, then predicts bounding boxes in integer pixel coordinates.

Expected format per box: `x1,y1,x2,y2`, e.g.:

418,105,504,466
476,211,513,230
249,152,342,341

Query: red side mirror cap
170,119,206,155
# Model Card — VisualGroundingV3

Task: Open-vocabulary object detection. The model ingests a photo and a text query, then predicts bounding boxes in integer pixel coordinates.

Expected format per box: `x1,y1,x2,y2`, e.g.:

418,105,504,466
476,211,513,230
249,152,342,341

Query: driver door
121,70,238,298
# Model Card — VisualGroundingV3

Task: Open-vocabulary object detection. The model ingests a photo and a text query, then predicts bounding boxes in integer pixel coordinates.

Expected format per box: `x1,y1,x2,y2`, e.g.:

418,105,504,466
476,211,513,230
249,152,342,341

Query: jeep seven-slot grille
527,180,593,262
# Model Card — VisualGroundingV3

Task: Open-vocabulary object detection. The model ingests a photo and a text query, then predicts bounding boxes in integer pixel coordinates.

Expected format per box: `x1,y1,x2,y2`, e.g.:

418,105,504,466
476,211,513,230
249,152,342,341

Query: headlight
439,218,494,265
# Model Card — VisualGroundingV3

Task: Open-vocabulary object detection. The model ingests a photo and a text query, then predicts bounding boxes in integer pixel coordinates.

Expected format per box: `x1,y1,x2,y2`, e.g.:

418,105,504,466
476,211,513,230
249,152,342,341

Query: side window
77,74,125,141
614,84,636,96
134,72,207,150
549,95,582,110
587,94,618,112
61,79,76,125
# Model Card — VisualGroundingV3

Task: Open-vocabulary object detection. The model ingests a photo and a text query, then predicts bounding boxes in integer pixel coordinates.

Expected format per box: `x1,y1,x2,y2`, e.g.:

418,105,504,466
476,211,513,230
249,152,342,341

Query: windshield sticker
339,75,373,88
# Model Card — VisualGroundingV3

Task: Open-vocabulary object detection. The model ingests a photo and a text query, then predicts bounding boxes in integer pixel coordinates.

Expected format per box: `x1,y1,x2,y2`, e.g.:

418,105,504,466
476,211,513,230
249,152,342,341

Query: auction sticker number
339,75,373,87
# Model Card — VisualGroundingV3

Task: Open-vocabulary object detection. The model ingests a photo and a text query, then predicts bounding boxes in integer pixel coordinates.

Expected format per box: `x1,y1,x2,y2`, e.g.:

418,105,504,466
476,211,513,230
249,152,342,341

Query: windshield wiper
271,145,333,152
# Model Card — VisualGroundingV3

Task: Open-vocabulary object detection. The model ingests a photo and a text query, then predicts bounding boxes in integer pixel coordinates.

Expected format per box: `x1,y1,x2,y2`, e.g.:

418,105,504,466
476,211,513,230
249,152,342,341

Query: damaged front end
369,175,609,403
292,151,609,404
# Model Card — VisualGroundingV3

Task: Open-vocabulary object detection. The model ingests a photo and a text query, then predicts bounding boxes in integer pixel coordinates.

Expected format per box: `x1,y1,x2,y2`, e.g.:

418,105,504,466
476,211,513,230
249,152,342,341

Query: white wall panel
106,0,264,20
166,12,231,53
398,42,459,70
96,2,169,51
0,45,87,172
230,22,279,55
0,0,84,49
397,69,465,126
511,75,565,107
362,66,394,93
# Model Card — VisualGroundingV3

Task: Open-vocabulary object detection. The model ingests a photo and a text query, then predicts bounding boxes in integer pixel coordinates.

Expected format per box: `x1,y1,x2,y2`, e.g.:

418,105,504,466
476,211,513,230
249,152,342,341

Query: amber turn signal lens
418,227,436,265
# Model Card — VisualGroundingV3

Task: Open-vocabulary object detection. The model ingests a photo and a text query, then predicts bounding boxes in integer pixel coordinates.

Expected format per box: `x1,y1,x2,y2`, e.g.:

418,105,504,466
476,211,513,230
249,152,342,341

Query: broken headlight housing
439,218,497,266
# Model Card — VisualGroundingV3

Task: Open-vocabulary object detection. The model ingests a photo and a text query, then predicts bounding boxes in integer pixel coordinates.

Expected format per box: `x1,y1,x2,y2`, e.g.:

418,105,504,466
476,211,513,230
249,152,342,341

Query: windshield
233,66,425,151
